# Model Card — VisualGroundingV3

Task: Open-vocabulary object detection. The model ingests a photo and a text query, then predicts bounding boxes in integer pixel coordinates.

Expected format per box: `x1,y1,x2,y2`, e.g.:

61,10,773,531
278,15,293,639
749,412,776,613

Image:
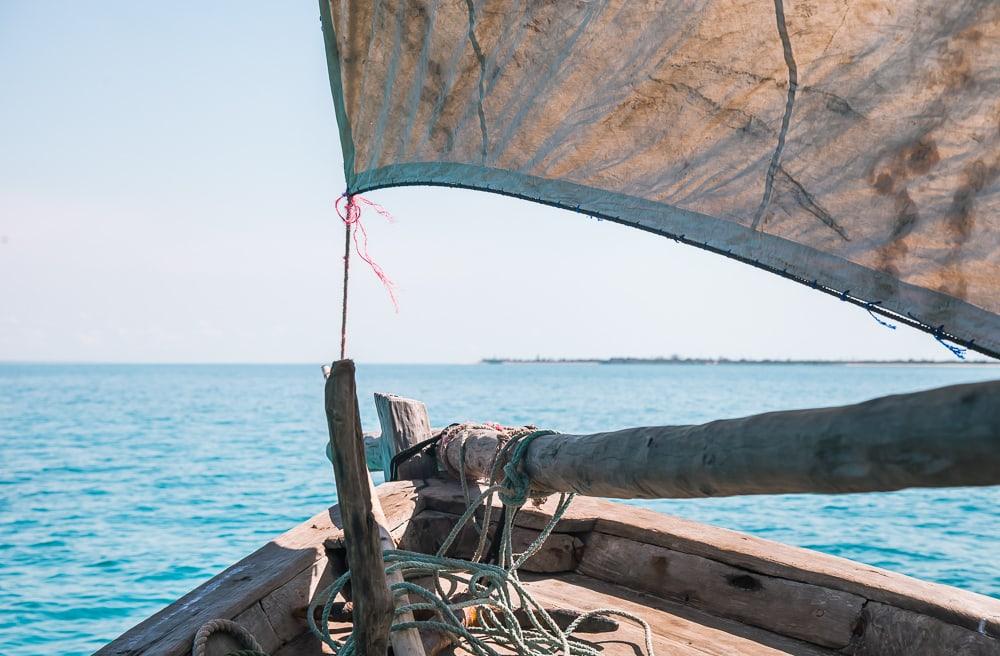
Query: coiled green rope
308,429,656,656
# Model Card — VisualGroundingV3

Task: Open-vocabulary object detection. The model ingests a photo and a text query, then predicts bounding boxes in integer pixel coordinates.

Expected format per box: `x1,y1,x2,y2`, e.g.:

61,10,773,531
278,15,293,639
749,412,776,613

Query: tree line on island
480,356,995,365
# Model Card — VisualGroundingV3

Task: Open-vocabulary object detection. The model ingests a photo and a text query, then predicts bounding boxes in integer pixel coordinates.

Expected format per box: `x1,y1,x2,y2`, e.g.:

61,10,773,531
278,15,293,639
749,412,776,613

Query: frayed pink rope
335,194,399,312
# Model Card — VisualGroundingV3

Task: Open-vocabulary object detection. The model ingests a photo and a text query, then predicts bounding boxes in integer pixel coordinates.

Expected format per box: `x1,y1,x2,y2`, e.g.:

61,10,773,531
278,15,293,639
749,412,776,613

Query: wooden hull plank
259,557,337,644
99,478,1000,656
522,572,836,656
402,509,583,573
420,478,1000,638
847,602,999,656
588,504,1000,638
578,532,864,648
417,477,598,532
97,480,421,656
230,601,282,655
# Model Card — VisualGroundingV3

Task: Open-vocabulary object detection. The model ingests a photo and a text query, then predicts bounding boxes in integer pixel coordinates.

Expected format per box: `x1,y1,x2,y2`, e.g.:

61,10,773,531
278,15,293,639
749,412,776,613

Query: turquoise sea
1,362,999,655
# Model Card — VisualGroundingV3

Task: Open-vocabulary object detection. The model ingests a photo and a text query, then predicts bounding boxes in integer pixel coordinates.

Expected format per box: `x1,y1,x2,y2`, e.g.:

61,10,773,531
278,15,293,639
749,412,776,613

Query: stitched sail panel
320,0,1000,357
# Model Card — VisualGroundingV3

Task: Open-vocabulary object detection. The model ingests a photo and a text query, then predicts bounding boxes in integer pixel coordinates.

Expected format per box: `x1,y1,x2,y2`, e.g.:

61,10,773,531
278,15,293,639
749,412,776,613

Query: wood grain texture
364,433,383,471
365,474,426,655
374,392,436,480
95,541,326,656
402,509,583,573
525,381,1000,498
418,477,598,533
522,572,837,656
578,532,864,648
97,481,421,656
259,557,336,644
277,570,838,656
418,478,1000,638
589,505,1000,639
325,359,394,655
272,628,336,656
231,602,282,654
101,475,1000,655
845,601,999,656
438,426,504,481
430,382,1000,499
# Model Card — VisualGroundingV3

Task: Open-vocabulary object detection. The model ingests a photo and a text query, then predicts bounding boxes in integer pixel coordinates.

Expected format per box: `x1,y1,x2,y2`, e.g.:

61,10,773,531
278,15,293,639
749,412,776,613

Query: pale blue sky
0,2,985,363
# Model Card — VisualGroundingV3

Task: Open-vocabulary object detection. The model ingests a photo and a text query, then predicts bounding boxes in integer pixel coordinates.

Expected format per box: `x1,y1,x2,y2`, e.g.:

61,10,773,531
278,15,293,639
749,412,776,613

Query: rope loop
193,619,267,656
498,430,554,508
933,324,967,359
864,300,897,330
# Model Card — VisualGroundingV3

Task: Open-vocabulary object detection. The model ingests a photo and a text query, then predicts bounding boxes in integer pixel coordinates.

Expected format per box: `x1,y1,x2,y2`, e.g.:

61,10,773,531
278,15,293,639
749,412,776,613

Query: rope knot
498,430,554,508
335,193,399,311
498,459,531,508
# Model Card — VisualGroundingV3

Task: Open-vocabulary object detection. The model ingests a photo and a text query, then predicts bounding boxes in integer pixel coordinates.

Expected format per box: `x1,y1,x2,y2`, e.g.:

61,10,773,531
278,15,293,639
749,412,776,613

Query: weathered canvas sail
319,1,1000,358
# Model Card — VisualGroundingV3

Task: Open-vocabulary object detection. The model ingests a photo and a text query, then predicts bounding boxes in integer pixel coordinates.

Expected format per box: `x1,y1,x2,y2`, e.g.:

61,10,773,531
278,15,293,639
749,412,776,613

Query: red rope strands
335,193,399,358
336,194,399,311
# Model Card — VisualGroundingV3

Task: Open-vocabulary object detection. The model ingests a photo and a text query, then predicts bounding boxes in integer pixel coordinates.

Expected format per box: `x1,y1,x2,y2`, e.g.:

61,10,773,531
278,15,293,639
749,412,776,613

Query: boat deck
279,571,831,656
99,479,1000,656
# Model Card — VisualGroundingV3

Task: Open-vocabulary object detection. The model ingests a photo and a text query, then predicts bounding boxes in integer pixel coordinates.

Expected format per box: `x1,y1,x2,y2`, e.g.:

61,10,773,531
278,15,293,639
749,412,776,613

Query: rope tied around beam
498,430,551,509
308,426,656,656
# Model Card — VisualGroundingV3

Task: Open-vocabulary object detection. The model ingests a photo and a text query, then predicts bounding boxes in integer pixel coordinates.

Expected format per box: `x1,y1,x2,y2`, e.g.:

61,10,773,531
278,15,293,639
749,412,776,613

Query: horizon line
1,357,996,366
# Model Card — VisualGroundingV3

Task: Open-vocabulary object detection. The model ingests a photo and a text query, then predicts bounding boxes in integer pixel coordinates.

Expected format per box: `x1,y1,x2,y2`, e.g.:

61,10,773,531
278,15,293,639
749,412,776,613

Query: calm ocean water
1,362,999,654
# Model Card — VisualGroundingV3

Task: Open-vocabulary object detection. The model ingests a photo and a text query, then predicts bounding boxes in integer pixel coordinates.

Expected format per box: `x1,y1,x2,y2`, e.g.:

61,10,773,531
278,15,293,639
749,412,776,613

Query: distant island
481,356,996,365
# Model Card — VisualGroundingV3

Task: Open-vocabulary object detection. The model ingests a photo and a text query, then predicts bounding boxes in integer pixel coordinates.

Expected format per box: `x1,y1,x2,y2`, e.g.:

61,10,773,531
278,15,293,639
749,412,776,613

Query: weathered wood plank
325,359,395,655
97,481,420,656
232,602,282,654
364,433,383,471
196,602,281,656
523,573,836,656
261,481,423,652
276,570,837,656
578,532,864,648
417,478,1000,640
375,392,436,480
417,477,597,533
259,555,337,644
364,473,426,655
846,601,999,656
272,628,336,656
509,525,583,574
402,509,583,573
438,425,502,481
96,542,326,656
589,506,1000,639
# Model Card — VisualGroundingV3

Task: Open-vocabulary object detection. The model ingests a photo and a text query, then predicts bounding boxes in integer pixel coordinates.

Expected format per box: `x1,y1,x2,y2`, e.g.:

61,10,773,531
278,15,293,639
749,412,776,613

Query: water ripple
1,362,998,655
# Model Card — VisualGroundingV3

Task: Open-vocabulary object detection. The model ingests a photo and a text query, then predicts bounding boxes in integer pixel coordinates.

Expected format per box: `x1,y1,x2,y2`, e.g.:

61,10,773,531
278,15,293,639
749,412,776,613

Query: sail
318,0,1000,358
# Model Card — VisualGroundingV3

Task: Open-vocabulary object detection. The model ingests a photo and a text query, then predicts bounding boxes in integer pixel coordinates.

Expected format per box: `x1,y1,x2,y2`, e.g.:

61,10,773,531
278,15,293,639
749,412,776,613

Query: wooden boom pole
439,380,1000,498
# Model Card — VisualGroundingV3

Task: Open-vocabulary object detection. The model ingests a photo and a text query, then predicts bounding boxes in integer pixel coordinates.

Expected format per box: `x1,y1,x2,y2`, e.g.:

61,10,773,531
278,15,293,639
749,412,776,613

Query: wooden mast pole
438,380,1000,498
324,359,425,655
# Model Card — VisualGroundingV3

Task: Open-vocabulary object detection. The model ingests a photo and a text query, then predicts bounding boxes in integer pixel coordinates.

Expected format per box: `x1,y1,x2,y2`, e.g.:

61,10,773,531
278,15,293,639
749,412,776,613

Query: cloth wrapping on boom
318,0,1000,358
